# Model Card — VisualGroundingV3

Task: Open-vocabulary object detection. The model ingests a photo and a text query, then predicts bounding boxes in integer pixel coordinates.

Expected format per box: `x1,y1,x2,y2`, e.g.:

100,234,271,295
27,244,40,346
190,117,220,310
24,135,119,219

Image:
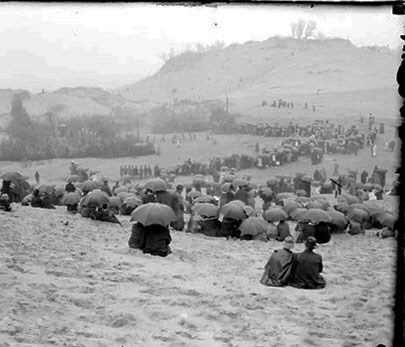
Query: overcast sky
0,3,403,92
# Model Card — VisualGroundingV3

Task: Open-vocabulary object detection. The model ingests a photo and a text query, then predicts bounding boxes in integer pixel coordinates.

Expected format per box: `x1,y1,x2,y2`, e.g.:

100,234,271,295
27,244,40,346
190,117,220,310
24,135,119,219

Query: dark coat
276,221,291,241
31,195,43,208
128,223,146,249
65,182,76,193
0,199,11,212
260,248,297,287
290,249,326,289
101,184,113,197
143,224,172,257
215,218,241,238
314,222,331,244
296,223,316,243
235,188,249,205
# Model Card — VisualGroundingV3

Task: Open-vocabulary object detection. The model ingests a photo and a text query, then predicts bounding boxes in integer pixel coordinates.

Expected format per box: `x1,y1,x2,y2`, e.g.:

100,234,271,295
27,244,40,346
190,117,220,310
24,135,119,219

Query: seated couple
260,236,326,289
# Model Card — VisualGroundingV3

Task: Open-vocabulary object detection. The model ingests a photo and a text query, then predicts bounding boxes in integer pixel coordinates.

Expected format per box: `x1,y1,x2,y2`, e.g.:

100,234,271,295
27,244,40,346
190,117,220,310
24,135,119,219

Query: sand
0,203,396,347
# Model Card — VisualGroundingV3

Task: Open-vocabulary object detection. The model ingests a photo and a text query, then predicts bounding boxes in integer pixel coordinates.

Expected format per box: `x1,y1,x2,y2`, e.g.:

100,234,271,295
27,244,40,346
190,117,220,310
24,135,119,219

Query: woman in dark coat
290,237,326,289
215,217,241,238
128,222,146,249
314,221,331,244
142,224,172,257
31,189,43,208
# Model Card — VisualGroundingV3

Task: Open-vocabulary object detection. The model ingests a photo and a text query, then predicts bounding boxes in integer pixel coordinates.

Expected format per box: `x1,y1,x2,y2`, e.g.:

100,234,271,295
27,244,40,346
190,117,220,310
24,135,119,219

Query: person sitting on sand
314,221,331,244
347,219,365,236
31,189,43,208
260,236,297,287
41,192,56,209
142,224,172,257
128,222,146,249
275,220,291,242
215,217,242,239
65,181,76,193
290,236,326,290
296,220,316,243
266,221,277,240
66,203,78,214
0,193,12,212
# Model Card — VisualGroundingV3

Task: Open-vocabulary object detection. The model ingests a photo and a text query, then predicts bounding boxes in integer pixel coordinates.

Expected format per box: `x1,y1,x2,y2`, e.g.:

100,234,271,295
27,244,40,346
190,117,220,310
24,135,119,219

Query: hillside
119,37,400,119
0,87,152,125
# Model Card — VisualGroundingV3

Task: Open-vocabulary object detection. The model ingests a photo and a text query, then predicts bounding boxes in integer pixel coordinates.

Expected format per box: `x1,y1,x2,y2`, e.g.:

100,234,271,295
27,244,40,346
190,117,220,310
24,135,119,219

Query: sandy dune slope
0,204,395,347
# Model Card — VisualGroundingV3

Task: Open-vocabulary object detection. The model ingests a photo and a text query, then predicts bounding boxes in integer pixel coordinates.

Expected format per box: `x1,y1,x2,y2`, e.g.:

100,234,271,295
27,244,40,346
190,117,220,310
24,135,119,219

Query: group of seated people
28,189,56,209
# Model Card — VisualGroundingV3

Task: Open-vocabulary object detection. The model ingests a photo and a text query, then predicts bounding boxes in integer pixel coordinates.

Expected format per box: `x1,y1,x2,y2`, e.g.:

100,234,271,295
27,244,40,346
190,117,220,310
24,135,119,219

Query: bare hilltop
0,37,401,125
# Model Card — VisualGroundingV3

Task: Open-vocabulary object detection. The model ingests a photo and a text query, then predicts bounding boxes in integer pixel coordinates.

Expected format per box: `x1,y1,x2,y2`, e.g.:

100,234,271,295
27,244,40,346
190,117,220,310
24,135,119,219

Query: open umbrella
220,202,247,221
123,195,142,208
81,180,102,193
221,183,234,192
283,201,301,215
301,209,330,223
144,178,169,192
260,187,273,197
238,217,267,237
37,185,55,194
305,201,324,210
232,178,248,187
61,192,81,205
66,174,80,182
109,196,122,208
192,203,219,218
242,205,257,217
347,208,369,223
194,195,217,204
248,182,258,190
187,191,202,199
296,196,311,204
301,175,313,183
130,203,177,226
276,192,295,200
376,213,396,230
296,189,308,197
81,189,110,208
347,203,370,214
263,208,288,222
266,178,278,186
290,208,307,221
1,171,24,181
341,193,359,205
228,199,246,207
114,186,129,194
55,186,66,197
117,192,131,202
223,175,236,183
327,210,348,229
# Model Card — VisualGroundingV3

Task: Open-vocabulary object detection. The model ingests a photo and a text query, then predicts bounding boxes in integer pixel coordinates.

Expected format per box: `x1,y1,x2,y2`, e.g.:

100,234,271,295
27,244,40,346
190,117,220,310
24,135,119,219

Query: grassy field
0,118,399,190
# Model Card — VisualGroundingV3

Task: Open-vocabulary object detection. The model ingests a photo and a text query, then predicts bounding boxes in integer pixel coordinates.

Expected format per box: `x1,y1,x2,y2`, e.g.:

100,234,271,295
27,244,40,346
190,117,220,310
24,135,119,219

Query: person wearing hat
275,219,292,242
260,236,297,287
290,236,326,289
65,180,76,193
0,193,12,212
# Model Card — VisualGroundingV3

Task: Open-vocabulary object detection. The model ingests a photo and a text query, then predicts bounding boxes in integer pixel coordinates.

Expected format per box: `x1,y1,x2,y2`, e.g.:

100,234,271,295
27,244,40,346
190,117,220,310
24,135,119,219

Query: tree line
0,94,155,161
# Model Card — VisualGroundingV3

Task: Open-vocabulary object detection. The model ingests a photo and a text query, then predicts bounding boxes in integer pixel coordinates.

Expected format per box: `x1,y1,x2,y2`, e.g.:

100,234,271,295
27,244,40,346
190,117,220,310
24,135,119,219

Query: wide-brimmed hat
305,236,319,249
283,236,295,250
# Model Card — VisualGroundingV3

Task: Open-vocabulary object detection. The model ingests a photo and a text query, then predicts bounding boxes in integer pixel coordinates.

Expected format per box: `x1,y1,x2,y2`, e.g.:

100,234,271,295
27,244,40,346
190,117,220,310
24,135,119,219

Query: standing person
360,169,368,185
112,181,120,195
371,143,377,157
260,236,297,287
235,184,249,205
34,171,40,185
290,237,326,289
